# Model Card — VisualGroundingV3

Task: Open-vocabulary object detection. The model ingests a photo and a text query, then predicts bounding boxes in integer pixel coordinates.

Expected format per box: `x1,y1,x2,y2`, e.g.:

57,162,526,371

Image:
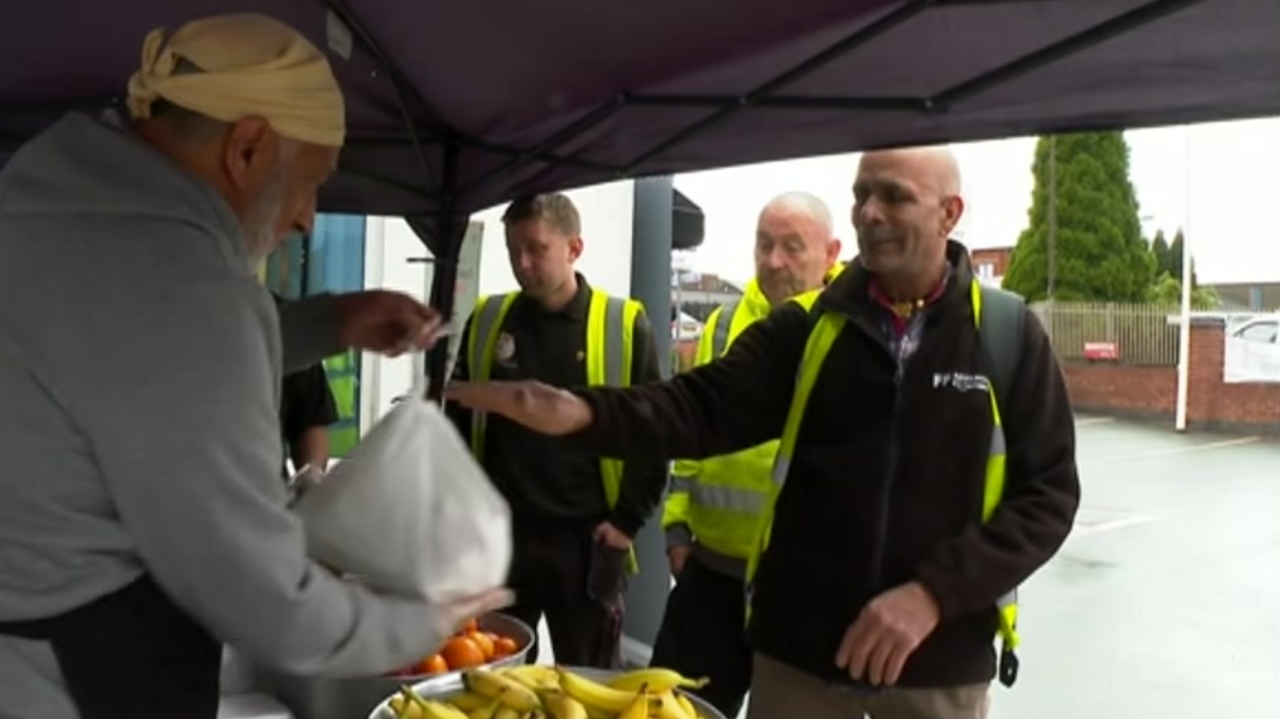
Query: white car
1225,315,1280,383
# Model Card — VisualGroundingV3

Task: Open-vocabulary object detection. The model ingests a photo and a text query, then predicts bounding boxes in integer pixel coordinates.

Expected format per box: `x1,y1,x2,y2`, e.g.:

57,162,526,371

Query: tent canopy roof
2,0,1276,250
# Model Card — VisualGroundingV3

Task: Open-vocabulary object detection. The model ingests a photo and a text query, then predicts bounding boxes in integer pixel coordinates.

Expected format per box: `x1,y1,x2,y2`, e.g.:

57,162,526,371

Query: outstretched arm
445,302,813,464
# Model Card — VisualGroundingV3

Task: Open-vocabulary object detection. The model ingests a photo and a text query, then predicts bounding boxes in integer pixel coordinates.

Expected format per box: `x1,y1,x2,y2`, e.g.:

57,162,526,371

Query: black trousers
500,517,628,669
0,575,222,719
650,555,754,719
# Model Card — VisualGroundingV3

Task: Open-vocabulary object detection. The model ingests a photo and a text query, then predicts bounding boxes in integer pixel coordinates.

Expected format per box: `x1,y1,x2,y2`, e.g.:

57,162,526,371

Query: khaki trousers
745,652,991,719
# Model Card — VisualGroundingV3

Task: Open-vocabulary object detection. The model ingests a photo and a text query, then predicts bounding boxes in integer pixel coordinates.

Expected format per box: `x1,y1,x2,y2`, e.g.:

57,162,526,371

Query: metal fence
1033,301,1185,367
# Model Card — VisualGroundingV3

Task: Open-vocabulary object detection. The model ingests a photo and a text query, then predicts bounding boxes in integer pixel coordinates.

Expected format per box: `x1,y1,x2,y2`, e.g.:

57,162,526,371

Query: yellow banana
582,705,612,719
651,690,697,719
607,668,709,694
493,707,521,719
617,687,652,719
449,692,494,712
556,668,642,714
502,664,562,692
400,685,450,719
541,689,590,719
465,707,490,719
418,700,471,719
675,692,700,719
463,669,544,713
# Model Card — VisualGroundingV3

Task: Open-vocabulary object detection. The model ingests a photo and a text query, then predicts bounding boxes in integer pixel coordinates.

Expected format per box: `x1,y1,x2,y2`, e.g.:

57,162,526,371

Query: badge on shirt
495,332,516,362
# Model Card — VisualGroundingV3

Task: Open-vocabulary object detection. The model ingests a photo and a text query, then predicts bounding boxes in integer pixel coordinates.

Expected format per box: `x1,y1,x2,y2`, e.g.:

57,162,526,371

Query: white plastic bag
292,388,512,604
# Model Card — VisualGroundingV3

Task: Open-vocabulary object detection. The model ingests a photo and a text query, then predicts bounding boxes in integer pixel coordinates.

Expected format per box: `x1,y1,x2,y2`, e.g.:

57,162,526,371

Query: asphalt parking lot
536,415,1280,718
991,415,1280,719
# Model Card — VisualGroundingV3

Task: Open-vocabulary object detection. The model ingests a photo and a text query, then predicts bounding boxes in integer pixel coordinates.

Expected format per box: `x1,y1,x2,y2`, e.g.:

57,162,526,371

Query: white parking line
1088,435,1260,465
1072,514,1155,537
1075,416,1116,427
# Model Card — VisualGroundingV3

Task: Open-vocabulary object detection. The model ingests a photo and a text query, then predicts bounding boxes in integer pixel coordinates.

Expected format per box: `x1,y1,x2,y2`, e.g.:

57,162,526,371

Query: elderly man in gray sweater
0,13,509,719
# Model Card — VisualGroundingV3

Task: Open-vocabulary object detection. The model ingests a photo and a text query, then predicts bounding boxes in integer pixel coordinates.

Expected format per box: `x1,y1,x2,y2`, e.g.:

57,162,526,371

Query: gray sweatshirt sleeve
80,277,439,678
277,293,346,373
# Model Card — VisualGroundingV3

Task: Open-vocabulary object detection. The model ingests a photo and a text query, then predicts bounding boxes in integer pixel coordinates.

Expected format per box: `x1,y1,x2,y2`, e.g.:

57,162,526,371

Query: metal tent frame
2,0,1276,390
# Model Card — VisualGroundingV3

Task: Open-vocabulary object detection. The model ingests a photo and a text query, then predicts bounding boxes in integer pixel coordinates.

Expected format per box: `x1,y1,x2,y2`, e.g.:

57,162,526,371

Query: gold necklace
889,298,926,319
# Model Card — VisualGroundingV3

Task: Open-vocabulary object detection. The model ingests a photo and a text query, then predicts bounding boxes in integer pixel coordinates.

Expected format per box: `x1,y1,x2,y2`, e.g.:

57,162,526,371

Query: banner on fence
1223,317,1280,384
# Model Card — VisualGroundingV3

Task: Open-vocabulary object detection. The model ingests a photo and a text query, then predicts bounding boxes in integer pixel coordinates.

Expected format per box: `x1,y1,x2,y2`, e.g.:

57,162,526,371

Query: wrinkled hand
594,522,632,550
444,380,592,436
335,290,445,356
667,545,691,578
835,581,941,686
433,588,515,637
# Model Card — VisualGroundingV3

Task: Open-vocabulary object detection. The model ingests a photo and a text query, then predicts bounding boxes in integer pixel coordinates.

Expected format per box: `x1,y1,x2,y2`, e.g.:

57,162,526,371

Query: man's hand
593,522,632,550
667,545,691,578
444,380,593,436
334,290,446,356
835,581,941,686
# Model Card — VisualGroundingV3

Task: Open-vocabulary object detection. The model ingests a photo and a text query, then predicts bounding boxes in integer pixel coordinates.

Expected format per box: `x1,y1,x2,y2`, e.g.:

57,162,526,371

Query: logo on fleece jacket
932,371,990,394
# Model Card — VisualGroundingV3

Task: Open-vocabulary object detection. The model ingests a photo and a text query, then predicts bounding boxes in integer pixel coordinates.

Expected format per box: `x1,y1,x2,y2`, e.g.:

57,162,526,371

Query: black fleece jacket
567,243,1080,687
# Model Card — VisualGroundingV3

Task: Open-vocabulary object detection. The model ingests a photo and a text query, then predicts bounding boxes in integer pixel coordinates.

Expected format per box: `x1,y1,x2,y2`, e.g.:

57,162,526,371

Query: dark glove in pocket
586,542,628,603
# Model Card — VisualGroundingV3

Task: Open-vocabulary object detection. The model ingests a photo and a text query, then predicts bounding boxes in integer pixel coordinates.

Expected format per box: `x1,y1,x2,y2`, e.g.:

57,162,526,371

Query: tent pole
424,142,464,403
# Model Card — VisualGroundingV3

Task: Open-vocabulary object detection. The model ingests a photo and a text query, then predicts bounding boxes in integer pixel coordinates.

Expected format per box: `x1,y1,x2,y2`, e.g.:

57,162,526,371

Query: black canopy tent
2,0,1277,393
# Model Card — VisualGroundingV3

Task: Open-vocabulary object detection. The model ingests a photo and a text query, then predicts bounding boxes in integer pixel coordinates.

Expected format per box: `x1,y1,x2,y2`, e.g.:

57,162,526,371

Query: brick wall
1064,320,1280,432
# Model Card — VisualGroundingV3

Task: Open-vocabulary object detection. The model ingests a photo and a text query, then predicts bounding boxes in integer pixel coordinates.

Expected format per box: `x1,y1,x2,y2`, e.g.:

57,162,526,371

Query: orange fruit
466,631,495,661
493,636,519,658
415,654,448,675
462,617,479,634
441,636,485,669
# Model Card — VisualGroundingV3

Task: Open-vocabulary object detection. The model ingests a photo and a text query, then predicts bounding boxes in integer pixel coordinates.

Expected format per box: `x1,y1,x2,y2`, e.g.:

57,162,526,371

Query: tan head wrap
126,13,346,147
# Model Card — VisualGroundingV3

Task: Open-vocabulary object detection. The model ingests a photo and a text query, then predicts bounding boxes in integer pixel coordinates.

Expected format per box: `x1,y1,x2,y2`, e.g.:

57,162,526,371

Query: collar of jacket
815,239,978,324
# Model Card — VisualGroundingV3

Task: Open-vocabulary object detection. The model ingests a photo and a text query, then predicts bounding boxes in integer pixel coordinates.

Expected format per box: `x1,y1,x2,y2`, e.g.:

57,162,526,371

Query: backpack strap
977,286,1027,409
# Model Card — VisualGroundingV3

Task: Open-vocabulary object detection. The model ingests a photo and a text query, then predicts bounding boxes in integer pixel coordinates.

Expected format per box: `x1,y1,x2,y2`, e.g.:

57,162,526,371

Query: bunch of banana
555,667,705,719
462,668,544,713
388,685,470,719
387,664,709,719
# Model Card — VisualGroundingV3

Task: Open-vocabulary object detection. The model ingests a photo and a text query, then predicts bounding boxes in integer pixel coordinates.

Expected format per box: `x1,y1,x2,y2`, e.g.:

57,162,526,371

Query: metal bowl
258,612,534,719
368,665,727,719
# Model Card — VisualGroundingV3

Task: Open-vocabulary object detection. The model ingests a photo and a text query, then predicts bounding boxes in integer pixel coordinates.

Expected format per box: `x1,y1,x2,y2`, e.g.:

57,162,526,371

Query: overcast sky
673,116,1280,286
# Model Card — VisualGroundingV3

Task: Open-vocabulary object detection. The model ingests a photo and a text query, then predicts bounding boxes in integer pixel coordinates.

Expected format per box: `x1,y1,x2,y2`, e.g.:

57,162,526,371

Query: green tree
1003,132,1155,302
1147,273,1219,308
1150,230,1172,276
1167,228,1199,288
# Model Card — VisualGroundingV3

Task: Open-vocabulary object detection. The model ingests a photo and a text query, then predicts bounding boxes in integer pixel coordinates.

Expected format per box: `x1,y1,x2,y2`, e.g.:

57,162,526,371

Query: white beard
241,169,287,265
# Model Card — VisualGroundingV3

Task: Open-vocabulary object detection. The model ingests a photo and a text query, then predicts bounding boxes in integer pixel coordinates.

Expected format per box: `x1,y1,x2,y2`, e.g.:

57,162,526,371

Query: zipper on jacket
844,312,910,597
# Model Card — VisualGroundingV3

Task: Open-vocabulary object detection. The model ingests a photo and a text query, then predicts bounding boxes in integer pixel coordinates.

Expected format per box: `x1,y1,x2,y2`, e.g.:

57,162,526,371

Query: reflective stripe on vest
466,289,643,573
744,278,1020,660
668,475,769,515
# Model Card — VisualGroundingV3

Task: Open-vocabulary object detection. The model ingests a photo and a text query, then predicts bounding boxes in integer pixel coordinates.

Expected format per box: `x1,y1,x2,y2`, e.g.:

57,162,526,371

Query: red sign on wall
1083,341,1120,361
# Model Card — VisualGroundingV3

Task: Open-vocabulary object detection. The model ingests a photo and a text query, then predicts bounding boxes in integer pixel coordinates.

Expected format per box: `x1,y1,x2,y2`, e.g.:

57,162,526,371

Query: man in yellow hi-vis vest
444,193,665,669
651,192,842,717
446,148,1081,719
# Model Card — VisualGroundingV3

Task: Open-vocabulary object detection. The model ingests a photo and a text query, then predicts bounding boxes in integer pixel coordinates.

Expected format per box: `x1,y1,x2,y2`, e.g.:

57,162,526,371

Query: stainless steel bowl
258,612,535,719
368,665,728,719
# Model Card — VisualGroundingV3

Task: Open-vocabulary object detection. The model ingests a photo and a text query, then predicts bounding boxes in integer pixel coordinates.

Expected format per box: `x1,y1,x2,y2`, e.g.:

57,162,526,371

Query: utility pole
1174,126,1194,432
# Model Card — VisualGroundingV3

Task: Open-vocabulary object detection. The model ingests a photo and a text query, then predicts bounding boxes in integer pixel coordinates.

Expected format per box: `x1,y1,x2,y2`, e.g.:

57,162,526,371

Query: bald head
754,191,842,305
851,145,965,293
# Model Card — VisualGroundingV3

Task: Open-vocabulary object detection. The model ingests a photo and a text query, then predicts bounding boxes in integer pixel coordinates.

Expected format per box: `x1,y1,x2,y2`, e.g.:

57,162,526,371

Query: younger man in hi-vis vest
651,192,842,717
445,147,1081,719
445,193,665,669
